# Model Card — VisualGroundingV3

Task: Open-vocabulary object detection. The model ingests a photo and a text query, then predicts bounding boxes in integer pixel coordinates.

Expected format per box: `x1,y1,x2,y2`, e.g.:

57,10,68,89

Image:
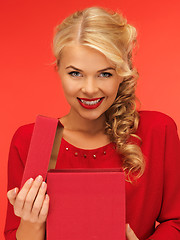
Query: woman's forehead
59,44,115,69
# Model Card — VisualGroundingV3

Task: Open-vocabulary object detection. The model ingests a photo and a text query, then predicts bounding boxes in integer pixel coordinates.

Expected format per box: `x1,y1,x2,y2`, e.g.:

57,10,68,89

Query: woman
5,6,180,240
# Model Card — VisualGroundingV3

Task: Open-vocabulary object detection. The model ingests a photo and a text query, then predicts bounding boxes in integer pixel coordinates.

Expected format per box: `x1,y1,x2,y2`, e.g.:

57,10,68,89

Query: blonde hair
53,6,145,181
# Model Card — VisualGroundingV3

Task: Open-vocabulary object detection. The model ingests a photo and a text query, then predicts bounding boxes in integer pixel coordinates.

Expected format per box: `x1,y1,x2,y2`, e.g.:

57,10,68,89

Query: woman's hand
126,224,139,240
7,175,49,225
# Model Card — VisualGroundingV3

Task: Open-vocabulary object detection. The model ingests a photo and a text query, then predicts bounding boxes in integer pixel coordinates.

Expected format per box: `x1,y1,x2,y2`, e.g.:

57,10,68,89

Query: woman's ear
54,59,59,72
55,59,60,71
54,64,58,72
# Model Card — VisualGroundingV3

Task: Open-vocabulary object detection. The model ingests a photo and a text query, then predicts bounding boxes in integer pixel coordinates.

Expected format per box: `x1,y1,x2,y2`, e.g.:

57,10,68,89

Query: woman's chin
77,110,105,121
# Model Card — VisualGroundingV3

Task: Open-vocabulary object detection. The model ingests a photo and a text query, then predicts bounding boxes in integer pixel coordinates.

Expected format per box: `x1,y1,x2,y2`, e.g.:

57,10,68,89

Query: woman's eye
68,71,82,77
68,71,112,78
100,72,112,78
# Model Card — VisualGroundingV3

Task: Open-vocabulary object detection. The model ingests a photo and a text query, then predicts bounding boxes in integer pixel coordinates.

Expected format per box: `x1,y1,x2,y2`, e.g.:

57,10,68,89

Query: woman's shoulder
12,122,35,146
11,115,62,147
8,122,36,167
138,110,177,132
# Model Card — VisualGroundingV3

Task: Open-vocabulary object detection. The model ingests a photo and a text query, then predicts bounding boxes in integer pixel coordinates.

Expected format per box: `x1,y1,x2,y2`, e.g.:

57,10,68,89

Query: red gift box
21,115,126,240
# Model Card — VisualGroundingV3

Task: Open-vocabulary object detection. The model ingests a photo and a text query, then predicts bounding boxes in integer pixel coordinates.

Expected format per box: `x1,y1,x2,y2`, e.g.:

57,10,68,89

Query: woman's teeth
80,99,101,105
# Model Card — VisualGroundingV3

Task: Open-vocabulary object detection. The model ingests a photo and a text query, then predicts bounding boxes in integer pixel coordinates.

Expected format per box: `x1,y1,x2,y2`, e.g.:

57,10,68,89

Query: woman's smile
77,97,105,109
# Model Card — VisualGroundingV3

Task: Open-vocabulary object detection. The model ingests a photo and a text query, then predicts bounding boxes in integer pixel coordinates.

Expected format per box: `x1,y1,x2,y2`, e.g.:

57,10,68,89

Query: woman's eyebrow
65,65,115,72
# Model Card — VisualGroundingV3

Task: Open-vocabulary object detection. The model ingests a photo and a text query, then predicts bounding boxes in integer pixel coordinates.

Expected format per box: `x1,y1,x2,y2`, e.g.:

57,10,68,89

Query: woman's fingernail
127,224,130,232
41,181,46,189
36,175,43,182
28,178,33,184
14,188,17,194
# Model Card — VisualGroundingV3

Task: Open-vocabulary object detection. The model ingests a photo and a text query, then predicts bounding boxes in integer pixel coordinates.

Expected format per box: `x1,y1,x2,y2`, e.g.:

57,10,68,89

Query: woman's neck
60,111,106,135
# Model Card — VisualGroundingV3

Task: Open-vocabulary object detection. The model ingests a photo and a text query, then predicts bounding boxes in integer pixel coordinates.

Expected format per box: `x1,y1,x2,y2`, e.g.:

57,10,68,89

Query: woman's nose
81,78,99,96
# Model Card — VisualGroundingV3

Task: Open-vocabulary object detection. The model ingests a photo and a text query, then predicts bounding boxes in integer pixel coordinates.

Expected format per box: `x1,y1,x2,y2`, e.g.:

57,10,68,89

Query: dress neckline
58,117,115,152
61,137,114,152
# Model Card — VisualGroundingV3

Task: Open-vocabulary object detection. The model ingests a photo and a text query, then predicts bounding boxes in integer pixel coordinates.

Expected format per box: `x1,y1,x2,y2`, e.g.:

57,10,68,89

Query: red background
1,0,180,239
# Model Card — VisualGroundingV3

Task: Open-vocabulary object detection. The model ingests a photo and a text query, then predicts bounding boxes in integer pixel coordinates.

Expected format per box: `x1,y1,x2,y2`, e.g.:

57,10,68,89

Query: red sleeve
4,124,34,240
147,117,180,239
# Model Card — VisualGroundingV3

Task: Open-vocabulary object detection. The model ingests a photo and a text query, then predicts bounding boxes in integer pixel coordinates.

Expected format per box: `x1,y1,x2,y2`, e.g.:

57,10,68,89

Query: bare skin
60,115,111,149
7,43,139,239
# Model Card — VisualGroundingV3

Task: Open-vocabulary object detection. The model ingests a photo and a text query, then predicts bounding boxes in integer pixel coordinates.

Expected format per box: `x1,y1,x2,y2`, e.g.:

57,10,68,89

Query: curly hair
52,6,145,181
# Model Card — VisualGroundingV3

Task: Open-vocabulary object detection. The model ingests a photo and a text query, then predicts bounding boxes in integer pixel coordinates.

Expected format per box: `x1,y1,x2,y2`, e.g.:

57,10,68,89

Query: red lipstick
79,97,102,101
77,97,104,109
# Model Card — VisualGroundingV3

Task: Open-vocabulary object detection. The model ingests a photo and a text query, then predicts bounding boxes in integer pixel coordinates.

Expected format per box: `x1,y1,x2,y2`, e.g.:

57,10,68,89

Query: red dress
4,111,180,240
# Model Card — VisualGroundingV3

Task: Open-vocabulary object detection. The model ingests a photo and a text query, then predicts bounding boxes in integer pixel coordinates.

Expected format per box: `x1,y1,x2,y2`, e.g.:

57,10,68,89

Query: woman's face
58,44,123,121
